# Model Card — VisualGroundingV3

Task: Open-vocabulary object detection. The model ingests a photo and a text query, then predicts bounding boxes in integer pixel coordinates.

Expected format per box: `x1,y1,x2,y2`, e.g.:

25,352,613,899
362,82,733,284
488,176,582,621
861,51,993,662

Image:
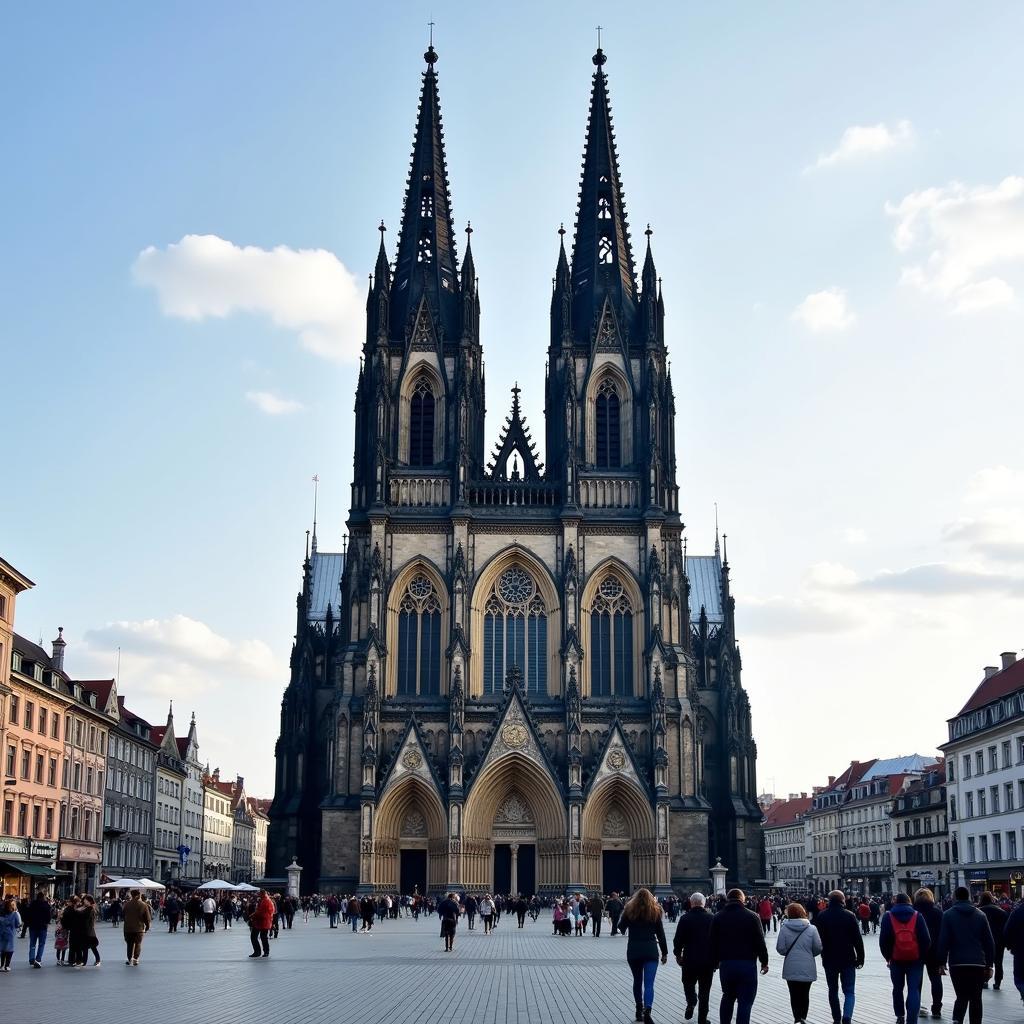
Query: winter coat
710,900,769,967
606,897,623,919
1002,903,1024,956
672,906,715,971
913,899,945,967
815,900,864,969
879,903,931,963
980,904,1008,946
249,894,275,931
776,918,822,981
618,913,668,962
936,902,995,969
0,911,22,952
25,897,52,930
122,897,152,934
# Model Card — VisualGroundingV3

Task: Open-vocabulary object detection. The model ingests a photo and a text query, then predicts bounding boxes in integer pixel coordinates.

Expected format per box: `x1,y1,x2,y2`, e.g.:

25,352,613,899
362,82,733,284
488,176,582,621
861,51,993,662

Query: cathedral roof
308,551,344,624
687,554,724,625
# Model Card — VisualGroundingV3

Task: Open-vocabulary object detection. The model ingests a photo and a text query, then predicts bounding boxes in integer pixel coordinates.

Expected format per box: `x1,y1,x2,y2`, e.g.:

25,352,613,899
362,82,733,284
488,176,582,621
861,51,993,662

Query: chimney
1001,652,1018,671
984,666,999,679
236,775,244,790
213,767,220,782
51,627,66,672
828,775,836,786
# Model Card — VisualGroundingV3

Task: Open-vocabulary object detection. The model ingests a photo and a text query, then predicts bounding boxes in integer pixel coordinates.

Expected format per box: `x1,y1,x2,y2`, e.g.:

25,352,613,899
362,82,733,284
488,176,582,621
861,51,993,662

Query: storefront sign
0,837,28,857
29,841,57,860
58,842,102,864
968,870,988,881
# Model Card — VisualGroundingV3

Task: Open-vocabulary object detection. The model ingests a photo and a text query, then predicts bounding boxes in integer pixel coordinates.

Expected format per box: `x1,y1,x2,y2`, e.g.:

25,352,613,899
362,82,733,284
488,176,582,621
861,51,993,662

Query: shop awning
0,860,60,879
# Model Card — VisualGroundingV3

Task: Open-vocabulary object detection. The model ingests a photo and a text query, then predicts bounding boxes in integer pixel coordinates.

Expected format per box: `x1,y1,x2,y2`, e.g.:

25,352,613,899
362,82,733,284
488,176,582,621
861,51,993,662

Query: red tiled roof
957,658,1024,715
763,796,812,828
248,797,271,818
150,726,167,744
205,777,234,797
175,738,189,757
80,679,115,708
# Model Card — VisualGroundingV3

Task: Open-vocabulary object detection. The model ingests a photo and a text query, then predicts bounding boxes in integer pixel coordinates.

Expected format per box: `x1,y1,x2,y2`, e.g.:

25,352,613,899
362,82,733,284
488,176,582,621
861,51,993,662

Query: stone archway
580,776,657,891
374,775,447,892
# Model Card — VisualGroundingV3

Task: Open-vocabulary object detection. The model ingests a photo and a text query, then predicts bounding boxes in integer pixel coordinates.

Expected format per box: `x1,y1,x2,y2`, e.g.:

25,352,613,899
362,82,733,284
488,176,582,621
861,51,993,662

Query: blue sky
4,1,1024,798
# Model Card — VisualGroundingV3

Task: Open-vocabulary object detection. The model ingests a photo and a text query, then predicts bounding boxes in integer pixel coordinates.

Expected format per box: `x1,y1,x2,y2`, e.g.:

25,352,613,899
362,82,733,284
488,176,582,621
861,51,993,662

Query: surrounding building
150,707,187,883
202,768,233,880
762,794,812,889
891,761,949,898
3,623,64,895
102,696,156,880
837,756,931,895
944,651,1024,898
230,776,255,882
807,762,875,894
269,43,762,896
250,798,270,882
177,714,204,881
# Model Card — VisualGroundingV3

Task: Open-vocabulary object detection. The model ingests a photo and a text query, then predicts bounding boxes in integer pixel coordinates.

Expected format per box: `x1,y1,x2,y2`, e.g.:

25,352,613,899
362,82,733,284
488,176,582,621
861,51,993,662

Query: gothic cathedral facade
268,45,763,895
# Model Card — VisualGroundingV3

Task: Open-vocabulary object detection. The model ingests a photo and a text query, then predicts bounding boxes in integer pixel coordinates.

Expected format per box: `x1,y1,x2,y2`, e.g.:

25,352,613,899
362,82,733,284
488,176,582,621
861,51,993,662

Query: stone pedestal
286,857,303,899
710,857,728,897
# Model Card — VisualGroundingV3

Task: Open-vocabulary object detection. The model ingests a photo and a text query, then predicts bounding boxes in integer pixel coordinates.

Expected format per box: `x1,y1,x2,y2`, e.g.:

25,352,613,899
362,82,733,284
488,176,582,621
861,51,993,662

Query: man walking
25,889,51,968
247,890,274,958
1001,898,1024,1006
201,894,217,933
816,890,864,1024
673,892,716,1024
589,892,605,937
709,889,769,1024
913,888,945,1019
978,892,1007,990
122,889,152,966
936,887,995,1024
880,891,932,1024
607,891,624,936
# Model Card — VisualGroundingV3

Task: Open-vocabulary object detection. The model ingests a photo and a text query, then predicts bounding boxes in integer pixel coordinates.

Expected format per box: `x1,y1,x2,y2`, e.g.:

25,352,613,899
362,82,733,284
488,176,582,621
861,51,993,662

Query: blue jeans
889,961,924,1021
1014,952,1024,999
628,958,659,1008
719,959,758,1024
824,963,856,1021
351,913,359,932
28,927,47,963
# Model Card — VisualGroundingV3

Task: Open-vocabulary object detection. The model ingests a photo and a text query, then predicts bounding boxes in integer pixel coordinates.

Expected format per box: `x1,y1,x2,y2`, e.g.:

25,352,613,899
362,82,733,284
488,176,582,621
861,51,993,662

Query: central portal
602,849,631,895
492,790,537,895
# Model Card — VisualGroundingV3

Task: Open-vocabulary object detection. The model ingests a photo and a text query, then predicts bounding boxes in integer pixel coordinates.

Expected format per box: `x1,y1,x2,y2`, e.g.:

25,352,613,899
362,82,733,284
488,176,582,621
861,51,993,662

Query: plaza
6,911,1023,1024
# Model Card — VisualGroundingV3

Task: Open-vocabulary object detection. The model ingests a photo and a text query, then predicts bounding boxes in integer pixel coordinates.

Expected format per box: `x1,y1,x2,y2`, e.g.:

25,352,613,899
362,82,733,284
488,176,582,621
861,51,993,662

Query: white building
201,768,233,880
763,794,812,889
177,714,204,881
943,651,1024,899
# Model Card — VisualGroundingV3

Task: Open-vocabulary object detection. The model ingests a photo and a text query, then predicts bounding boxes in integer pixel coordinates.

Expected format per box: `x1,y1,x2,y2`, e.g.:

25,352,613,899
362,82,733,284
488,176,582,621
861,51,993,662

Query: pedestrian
480,894,495,934
1001,897,1024,1006
672,892,715,1024
61,896,87,967
978,892,1007,990
221,896,233,930
438,892,460,952
464,893,477,930
709,888,769,1024
347,895,360,933
81,895,101,966
202,894,217,933
815,890,864,1024
122,889,152,966
880,890,932,1024
326,894,339,929
757,897,773,935
776,903,822,1024
935,886,995,1024
857,900,871,936
913,888,945,1020
515,895,528,928
607,891,624,936
25,889,51,968
247,889,275,958
164,892,181,933
0,896,22,972
589,892,606,937
54,920,68,965
618,887,669,1024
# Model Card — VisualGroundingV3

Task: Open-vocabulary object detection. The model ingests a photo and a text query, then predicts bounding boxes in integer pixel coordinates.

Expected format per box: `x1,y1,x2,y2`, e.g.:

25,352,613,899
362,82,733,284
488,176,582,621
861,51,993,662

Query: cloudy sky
3,2,1023,799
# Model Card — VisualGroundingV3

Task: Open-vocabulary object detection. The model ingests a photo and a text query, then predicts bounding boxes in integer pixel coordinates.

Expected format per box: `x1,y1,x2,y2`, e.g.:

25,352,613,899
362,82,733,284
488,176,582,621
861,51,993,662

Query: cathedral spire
389,43,460,343
570,46,637,340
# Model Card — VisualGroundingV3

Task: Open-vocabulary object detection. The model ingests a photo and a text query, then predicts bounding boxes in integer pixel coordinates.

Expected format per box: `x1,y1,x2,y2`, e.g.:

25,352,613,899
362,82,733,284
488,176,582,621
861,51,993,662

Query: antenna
714,502,720,558
116,646,121,684
311,474,320,554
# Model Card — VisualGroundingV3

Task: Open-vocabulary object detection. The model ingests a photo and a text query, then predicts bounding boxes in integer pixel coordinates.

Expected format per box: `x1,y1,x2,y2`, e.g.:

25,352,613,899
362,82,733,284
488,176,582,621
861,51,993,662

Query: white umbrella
233,882,259,892
135,877,165,890
198,878,237,891
102,878,142,889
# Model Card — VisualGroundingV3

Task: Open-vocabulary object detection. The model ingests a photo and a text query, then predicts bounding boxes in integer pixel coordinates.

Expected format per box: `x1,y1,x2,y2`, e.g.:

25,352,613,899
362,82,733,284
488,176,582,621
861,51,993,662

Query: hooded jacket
776,917,823,982
936,901,995,969
815,898,864,969
879,902,931,963
913,898,945,966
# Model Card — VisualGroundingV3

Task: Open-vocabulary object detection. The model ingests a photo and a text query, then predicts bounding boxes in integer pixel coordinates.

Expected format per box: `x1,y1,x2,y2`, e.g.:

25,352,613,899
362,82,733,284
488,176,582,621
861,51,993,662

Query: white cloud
807,120,913,171
842,527,868,545
885,176,1024,313
791,287,856,332
245,390,304,416
133,234,364,361
943,466,1024,562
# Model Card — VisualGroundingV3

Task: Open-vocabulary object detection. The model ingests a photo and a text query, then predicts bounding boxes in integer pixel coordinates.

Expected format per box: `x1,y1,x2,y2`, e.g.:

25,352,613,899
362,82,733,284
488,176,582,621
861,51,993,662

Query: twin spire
376,42,657,349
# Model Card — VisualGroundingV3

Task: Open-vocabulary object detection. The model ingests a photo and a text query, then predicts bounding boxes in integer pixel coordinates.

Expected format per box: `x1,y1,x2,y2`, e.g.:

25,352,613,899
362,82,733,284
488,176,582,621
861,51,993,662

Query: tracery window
483,566,547,695
598,234,614,265
409,377,435,466
595,377,621,468
590,575,633,697
397,573,441,696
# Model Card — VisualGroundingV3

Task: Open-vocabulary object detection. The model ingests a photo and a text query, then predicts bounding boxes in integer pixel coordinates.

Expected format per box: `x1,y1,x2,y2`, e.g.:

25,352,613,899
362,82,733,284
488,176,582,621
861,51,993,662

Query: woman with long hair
618,888,668,1024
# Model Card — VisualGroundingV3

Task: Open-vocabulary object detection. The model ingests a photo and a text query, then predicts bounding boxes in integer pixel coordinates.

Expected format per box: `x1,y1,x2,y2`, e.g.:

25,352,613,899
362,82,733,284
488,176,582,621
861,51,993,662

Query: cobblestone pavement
6,914,1024,1024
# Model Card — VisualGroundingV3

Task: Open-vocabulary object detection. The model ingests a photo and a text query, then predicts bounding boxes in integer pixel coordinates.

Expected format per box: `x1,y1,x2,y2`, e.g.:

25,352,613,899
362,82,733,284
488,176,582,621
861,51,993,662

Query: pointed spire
460,220,475,287
374,220,391,290
570,45,637,339
555,223,570,287
714,503,721,559
487,382,544,481
641,223,657,293
389,44,461,343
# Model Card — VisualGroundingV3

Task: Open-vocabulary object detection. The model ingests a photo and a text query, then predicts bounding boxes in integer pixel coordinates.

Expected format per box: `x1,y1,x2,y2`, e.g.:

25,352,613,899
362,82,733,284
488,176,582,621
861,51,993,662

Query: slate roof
860,755,931,780
308,552,345,624
687,555,723,625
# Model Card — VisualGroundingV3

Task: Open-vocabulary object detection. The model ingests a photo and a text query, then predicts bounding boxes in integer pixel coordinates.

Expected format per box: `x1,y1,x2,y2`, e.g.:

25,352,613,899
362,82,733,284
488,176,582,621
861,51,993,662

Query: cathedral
268,43,763,896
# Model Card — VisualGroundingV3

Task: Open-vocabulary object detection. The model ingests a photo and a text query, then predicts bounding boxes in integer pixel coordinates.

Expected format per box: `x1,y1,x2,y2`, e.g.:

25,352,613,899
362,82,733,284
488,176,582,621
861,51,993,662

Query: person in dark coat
515,895,528,928
815,890,864,1024
673,892,715,1024
978,891,1007,990
589,893,606,937
607,892,624,936
437,892,460,952
1001,898,1024,1004
913,888,946,1018
709,889,769,1024
935,887,995,1024
25,890,52,968
464,893,477,930
618,887,668,1024
880,891,932,1024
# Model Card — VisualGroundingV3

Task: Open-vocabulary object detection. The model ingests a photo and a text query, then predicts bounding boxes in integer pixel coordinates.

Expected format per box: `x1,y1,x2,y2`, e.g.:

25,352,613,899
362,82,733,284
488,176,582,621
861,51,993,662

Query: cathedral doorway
400,849,427,895
493,842,536,896
602,849,631,895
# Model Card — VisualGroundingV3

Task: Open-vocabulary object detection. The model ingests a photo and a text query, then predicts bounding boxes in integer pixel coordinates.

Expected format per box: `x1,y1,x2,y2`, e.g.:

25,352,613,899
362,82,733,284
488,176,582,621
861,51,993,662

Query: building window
24,701,34,731
1009,831,1018,860
979,789,987,816
595,377,621,469
976,751,984,776
1,802,10,834
5,745,14,778
44,807,53,839
963,754,971,779
993,832,1003,860
20,749,30,780
1002,740,1012,769
980,834,989,861
396,574,441,696
967,836,976,863
73,761,82,791
966,792,974,817
31,805,41,837
34,754,43,784
9,696,18,726
51,715,59,740
483,566,548,695
408,377,435,467
38,708,47,736
589,575,634,697
17,803,27,837
992,786,1000,814
1007,783,1015,812
988,746,998,772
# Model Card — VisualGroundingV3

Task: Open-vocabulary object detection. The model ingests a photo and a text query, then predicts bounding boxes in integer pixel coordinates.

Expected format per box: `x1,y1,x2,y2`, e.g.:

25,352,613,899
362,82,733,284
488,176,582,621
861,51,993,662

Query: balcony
467,481,560,508
577,476,642,509
389,475,451,508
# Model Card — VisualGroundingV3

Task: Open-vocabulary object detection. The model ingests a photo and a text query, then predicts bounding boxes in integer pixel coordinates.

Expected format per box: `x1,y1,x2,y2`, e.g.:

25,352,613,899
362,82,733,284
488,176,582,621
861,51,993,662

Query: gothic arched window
590,575,633,697
595,377,621,469
409,377,435,466
483,565,547,695
397,573,441,696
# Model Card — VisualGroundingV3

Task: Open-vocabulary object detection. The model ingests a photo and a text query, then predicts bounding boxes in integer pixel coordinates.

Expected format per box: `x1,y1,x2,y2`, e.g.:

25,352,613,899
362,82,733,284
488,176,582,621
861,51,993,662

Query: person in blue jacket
879,891,932,1024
